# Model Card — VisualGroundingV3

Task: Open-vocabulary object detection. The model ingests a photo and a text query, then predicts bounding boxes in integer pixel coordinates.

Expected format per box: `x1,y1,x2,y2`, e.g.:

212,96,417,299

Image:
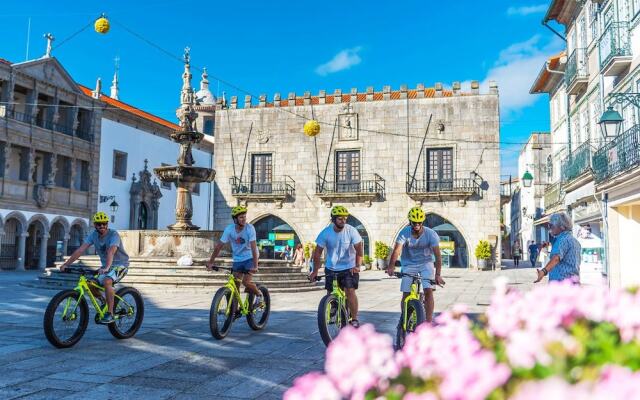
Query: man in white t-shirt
309,205,363,327
206,205,263,305
387,206,445,322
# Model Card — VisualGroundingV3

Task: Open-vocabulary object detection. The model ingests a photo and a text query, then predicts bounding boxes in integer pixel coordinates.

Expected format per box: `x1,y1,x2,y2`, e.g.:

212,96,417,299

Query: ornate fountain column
154,48,216,231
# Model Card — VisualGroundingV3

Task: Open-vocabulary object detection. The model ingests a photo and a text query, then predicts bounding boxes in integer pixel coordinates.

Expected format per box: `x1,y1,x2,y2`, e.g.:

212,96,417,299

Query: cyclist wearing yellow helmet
387,206,445,323
206,205,263,306
309,205,364,327
60,211,129,324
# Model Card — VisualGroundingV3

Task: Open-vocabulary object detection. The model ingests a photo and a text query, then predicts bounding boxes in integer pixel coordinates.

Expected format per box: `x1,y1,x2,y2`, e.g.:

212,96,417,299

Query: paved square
0,267,536,399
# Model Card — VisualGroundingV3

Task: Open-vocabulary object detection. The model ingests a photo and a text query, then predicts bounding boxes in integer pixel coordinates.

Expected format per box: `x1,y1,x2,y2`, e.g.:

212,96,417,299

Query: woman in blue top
535,212,581,284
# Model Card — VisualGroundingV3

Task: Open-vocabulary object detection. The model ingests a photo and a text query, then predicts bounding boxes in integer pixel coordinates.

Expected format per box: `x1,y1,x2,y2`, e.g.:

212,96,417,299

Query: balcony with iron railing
406,174,480,202
230,175,295,204
561,140,592,184
593,123,640,183
600,21,632,76
316,173,385,203
544,181,563,210
565,48,588,95
3,106,92,141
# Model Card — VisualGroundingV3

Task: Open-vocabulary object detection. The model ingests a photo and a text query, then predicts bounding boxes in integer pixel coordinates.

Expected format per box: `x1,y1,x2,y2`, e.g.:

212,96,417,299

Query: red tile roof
79,85,179,130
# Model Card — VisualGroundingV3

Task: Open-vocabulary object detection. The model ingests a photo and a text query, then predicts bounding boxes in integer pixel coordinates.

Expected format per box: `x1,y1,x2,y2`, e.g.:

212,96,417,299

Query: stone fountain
154,48,216,231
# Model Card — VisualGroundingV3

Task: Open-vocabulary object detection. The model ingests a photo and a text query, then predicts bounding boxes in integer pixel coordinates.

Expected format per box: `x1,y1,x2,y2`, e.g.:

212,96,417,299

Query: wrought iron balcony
561,140,592,184
230,175,295,204
600,21,632,76
316,174,385,203
593,123,640,182
565,48,588,95
6,109,33,124
406,175,480,201
544,181,563,210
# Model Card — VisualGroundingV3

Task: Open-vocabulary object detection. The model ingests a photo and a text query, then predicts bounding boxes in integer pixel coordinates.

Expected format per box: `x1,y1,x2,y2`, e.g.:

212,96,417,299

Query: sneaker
349,319,360,328
98,312,115,325
253,294,265,309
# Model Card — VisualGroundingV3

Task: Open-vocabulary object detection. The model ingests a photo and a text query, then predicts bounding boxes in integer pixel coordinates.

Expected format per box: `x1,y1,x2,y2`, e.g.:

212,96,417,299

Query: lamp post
598,105,623,140
521,170,534,188
99,195,119,220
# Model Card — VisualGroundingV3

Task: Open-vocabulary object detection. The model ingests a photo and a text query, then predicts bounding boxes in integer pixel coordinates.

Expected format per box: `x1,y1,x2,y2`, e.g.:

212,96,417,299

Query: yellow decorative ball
303,120,320,137
94,16,110,34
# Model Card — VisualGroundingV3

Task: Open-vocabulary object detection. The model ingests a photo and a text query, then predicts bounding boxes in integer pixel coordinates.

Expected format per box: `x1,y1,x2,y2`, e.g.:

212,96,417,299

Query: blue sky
0,0,563,177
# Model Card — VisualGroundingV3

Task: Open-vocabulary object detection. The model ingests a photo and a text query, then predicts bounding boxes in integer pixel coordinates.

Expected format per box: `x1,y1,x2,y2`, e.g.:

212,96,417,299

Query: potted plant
363,255,372,270
374,241,390,270
475,240,492,269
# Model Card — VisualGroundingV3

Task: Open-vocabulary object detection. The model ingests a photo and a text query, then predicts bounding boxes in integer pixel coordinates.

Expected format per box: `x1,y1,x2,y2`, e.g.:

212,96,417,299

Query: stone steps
35,255,321,293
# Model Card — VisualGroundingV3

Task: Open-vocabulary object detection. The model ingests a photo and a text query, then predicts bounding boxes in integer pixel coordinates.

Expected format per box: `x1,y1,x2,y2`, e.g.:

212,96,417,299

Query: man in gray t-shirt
60,212,128,324
387,207,445,323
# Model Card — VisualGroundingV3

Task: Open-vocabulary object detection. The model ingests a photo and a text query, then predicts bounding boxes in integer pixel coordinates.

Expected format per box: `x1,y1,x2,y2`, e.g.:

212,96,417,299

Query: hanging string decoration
303,119,321,137
94,14,110,34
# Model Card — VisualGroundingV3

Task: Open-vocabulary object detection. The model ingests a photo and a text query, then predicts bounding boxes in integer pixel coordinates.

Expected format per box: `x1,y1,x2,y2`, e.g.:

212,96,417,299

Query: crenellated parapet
227,81,498,109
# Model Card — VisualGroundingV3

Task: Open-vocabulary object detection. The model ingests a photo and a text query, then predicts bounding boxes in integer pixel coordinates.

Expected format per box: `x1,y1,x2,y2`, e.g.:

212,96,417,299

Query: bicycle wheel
247,285,271,330
317,294,348,347
395,299,426,350
43,290,89,348
209,287,236,339
108,287,145,339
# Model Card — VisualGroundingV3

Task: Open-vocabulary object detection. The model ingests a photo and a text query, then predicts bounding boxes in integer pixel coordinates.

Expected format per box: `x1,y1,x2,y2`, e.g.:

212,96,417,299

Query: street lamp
598,105,623,139
99,195,119,213
109,200,119,213
521,170,534,188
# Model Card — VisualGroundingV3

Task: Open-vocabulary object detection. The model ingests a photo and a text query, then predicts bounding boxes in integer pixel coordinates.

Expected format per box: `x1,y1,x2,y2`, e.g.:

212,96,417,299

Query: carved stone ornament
33,184,52,208
256,128,270,144
338,112,358,141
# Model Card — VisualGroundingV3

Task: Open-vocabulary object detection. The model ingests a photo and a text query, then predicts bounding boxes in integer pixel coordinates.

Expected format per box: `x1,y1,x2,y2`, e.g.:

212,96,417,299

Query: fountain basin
154,165,215,183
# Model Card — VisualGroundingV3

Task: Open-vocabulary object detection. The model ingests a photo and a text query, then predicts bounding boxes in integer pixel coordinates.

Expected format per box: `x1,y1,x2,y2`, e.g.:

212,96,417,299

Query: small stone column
62,234,70,258
39,233,50,270
16,232,27,271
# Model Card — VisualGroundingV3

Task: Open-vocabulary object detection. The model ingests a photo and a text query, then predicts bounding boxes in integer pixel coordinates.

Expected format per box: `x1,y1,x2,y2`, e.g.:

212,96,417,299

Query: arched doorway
47,221,66,267
0,219,20,269
347,215,370,257
68,224,84,255
252,215,301,260
137,202,149,229
25,220,46,269
425,213,469,268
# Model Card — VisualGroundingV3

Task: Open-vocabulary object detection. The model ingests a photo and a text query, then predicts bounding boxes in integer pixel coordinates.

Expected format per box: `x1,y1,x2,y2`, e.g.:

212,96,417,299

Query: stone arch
27,214,50,234
390,211,471,268
3,211,28,234
68,218,88,255
47,217,69,267
250,213,303,260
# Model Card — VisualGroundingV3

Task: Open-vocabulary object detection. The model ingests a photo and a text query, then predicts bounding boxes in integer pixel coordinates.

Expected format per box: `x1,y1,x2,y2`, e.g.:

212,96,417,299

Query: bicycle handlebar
393,271,440,286
61,265,96,275
207,265,233,272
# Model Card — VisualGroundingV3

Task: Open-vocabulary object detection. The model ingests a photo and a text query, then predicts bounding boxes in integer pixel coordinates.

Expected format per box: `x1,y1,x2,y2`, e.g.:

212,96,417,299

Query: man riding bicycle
60,211,130,324
206,205,263,307
309,205,363,327
387,206,445,323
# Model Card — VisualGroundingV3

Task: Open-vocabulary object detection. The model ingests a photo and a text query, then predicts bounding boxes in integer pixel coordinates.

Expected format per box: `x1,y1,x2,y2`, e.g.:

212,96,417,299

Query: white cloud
480,35,563,115
315,47,362,76
507,4,547,16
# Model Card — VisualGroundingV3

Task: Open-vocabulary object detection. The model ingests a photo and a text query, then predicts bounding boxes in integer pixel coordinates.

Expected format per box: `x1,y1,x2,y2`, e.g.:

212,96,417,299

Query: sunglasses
94,223,108,228
410,221,423,226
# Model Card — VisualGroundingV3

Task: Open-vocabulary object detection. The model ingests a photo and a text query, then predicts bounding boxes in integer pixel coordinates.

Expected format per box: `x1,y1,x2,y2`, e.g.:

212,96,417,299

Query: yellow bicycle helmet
93,211,110,224
231,205,248,217
407,206,426,223
331,205,349,217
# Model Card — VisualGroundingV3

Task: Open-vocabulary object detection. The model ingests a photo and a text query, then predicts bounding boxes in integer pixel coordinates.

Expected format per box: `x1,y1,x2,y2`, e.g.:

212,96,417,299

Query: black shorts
325,269,359,291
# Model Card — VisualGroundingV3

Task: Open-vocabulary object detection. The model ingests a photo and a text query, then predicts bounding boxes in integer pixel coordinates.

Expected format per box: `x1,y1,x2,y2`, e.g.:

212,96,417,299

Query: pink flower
325,324,397,398
284,372,341,400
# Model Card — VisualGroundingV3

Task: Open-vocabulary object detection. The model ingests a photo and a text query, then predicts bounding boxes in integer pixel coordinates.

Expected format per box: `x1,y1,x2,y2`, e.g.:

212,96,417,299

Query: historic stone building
213,82,501,268
0,56,100,270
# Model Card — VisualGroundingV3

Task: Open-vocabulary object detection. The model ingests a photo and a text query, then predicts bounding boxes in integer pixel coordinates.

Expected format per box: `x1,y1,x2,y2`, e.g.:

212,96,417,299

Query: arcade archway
252,215,301,260
425,213,469,268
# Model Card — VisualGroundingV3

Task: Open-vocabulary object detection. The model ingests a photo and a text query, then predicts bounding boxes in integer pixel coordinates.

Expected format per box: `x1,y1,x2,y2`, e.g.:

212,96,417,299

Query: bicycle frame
62,274,130,321
401,277,422,330
326,276,348,325
222,274,252,317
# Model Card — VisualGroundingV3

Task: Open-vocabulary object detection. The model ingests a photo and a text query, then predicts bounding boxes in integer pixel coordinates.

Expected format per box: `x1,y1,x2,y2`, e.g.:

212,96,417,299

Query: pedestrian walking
535,212,581,284
512,241,521,267
528,241,539,267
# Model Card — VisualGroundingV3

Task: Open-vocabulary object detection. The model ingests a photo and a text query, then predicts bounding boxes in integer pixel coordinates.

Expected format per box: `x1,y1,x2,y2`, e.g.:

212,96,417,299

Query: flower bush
285,279,640,399
374,241,390,260
475,240,492,260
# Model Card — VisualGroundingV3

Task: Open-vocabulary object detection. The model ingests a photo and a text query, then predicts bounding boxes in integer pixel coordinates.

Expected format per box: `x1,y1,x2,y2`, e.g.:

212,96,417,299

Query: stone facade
0,57,100,270
213,83,501,268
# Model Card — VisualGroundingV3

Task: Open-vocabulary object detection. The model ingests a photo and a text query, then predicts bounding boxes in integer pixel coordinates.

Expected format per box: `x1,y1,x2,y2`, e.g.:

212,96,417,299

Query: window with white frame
590,96,601,146
589,2,599,43
581,108,590,144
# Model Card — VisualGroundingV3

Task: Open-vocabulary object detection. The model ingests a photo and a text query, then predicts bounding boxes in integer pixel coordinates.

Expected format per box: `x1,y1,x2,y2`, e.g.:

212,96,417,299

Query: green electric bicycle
315,272,352,346
43,266,144,348
208,265,271,339
394,271,438,350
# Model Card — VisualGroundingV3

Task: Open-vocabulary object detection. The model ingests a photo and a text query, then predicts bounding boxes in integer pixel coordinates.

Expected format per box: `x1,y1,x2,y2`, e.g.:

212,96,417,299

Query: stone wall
213,83,501,268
